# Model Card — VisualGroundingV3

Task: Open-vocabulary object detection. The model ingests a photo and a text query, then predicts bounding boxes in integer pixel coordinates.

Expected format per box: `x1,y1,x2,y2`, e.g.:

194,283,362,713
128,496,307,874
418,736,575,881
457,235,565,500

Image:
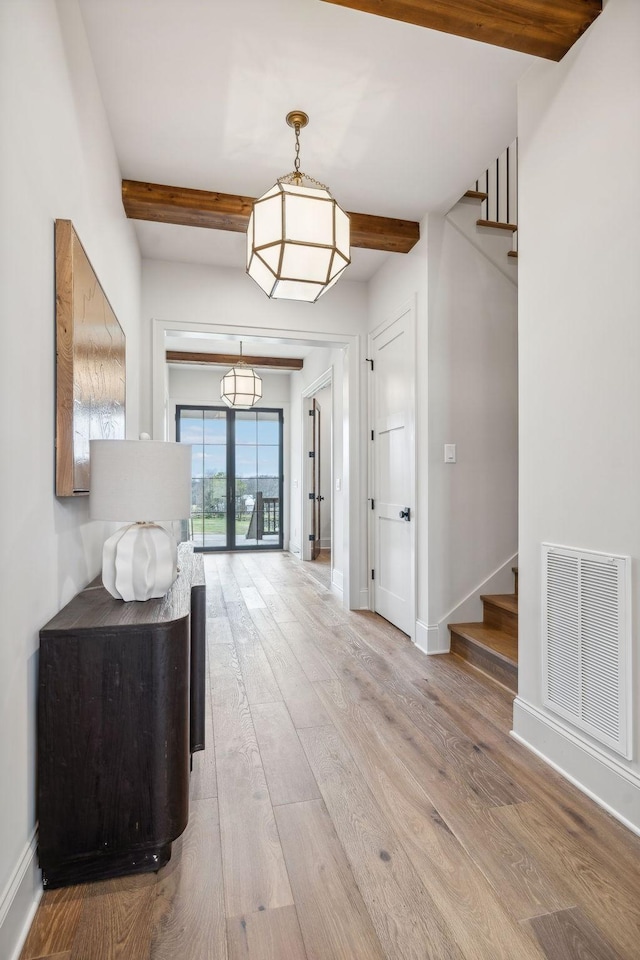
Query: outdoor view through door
177,406,283,551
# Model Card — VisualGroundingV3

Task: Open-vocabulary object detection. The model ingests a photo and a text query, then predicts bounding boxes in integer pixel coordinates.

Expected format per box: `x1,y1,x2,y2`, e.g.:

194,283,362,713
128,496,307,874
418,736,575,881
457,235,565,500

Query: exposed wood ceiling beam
122,180,420,254
320,0,602,61
166,350,304,370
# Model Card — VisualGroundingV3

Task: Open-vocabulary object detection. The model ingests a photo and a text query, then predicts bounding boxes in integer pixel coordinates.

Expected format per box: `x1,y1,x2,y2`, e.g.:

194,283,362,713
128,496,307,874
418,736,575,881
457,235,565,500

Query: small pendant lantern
246,111,351,303
220,343,263,408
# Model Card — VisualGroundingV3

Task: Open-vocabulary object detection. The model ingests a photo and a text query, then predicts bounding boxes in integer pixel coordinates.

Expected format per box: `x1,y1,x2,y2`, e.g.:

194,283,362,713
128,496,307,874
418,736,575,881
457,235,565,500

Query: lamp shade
246,180,350,302
220,364,263,408
89,439,191,521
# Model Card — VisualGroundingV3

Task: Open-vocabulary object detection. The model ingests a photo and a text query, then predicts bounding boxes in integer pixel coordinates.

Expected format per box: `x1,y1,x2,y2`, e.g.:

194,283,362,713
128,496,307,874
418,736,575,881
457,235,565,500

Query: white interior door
369,304,415,637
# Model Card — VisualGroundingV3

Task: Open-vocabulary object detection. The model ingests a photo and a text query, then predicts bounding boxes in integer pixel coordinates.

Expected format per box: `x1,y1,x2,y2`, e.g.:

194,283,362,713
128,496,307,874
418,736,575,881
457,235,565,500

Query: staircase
447,140,519,273
448,567,518,692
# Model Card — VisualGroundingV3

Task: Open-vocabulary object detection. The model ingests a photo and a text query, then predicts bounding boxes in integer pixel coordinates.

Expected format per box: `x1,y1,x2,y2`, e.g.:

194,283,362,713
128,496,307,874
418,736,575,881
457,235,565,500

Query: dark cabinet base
42,841,173,890
38,545,205,888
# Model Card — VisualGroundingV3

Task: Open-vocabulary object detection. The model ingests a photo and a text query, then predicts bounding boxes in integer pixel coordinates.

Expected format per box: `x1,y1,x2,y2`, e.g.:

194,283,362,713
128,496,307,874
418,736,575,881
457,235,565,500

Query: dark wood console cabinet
37,543,205,889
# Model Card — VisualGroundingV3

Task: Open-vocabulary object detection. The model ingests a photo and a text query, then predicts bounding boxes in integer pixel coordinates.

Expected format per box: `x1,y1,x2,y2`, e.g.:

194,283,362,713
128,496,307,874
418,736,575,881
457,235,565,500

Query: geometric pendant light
246,111,351,303
220,342,263,408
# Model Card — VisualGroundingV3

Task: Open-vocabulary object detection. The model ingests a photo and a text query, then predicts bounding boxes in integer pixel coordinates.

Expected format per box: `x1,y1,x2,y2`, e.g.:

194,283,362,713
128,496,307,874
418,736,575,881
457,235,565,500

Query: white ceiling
79,0,534,282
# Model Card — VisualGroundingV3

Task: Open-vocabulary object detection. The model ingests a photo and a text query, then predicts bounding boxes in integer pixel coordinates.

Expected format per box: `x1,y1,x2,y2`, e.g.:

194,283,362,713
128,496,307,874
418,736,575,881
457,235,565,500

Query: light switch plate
444,444,456,463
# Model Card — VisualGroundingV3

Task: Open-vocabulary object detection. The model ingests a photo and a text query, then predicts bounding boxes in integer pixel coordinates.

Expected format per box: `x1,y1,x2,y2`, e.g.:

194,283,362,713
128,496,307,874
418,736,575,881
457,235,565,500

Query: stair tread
508,250,518,258
480,593,518,615
477,219,518,232
464,189,488,200
512,566,518,573
448,622,518,665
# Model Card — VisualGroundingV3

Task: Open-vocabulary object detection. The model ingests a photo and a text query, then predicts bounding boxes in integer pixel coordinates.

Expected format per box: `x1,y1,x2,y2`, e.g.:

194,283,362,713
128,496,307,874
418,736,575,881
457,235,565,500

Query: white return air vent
542,544,632,759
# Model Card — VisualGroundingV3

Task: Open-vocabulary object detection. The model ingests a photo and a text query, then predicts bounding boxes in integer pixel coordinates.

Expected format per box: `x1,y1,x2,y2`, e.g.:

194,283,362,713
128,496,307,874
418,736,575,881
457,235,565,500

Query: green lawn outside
191,514,251,535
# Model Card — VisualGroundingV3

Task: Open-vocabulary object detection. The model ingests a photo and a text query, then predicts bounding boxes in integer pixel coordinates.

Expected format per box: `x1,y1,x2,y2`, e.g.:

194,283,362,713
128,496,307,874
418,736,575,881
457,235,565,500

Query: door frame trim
301,368,333,565
152,318,362,610
175,404,284,552
367,298,417,640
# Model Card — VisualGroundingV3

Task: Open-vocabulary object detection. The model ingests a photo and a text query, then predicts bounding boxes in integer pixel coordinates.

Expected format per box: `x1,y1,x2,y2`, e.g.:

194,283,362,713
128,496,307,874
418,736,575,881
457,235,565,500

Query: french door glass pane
257,413,280,444
204,409,226,443
177,405,282,551
180,414,204,444
235,445,257,477
235,412,257,445
258,446,279,476
204,445,226,476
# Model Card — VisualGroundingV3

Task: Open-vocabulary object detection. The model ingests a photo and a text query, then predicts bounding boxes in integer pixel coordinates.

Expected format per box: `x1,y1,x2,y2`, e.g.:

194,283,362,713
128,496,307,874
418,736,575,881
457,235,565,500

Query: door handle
316,495,325,502
399,507,411,521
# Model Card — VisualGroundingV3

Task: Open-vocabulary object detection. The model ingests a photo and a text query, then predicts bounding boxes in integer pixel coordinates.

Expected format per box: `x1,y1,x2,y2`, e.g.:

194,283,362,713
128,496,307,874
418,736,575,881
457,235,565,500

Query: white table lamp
89,439,192,602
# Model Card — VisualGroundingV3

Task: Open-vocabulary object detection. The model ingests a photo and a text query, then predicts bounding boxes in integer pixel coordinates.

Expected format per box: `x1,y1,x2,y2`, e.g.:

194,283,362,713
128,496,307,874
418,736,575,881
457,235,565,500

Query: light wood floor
22,551,640,960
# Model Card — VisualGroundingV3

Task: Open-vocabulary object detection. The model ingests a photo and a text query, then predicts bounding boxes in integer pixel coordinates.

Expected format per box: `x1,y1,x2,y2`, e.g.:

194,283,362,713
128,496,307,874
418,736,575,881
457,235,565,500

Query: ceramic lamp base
102,522,178,602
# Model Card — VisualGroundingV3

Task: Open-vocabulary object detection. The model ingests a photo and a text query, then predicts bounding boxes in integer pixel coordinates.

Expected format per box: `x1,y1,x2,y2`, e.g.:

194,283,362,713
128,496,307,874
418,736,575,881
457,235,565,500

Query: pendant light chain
278,113,327,190
294,121,302,176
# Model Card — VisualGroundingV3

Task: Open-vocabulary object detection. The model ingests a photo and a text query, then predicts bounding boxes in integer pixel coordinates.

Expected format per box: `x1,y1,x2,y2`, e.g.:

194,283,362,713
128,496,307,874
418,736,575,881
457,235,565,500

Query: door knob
399,507,411,521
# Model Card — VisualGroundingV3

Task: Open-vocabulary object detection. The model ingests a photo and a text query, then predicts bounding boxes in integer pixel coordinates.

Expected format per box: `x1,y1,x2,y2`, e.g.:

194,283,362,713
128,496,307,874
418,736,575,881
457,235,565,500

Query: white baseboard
331,567,344,595
436,553,518,649
512,697,640,837
288,542,301,557
415,620,449,655
319,538,331,550
358,588,370,611
0,831,41,960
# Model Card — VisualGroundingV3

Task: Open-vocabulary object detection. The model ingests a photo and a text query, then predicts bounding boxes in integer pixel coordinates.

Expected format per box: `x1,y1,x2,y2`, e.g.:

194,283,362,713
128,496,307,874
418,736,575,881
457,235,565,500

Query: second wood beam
166,350,304,370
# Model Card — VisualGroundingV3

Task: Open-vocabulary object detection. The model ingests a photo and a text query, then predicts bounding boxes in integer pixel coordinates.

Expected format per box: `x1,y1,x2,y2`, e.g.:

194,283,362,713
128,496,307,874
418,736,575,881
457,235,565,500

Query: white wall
167,365,291,546
0,1,141,955
427,213,518,646
514,0,640,832
368,214,518,651
140,260,367,434
142,260,368,606
168,365,290,425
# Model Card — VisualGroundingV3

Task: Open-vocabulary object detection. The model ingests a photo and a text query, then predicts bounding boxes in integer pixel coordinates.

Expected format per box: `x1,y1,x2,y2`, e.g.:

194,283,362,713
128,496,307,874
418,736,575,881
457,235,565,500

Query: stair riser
482,603,518,639
450,632,518,693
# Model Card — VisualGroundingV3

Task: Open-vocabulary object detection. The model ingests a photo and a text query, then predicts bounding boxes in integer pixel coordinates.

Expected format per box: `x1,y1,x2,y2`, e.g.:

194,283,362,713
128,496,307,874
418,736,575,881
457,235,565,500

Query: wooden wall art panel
55,220,125,496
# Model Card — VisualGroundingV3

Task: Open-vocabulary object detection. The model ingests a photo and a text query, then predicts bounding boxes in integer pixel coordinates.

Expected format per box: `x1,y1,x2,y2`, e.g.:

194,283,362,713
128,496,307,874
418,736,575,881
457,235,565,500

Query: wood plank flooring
21,551,640,960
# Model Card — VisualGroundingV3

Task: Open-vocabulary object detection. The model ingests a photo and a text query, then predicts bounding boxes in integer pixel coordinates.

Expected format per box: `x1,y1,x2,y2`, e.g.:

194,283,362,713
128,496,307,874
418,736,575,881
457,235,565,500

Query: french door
176,405,283,551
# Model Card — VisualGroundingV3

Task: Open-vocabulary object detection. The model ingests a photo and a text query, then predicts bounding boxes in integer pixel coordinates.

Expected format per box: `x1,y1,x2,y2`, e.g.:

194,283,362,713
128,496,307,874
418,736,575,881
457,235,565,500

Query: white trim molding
512,697,640,837
415,620,449,655
152,318,362,611
0,831,41,960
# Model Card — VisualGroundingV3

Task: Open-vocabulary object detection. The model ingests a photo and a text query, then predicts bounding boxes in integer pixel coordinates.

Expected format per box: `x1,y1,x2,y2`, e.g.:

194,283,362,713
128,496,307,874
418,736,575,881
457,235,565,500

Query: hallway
22,551,640,959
